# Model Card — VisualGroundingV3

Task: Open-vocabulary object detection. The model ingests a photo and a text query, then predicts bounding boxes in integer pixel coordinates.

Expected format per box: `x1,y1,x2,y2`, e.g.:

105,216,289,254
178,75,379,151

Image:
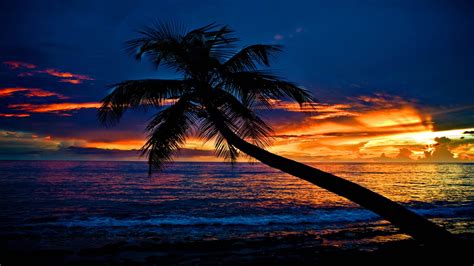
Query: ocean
0,161,473,256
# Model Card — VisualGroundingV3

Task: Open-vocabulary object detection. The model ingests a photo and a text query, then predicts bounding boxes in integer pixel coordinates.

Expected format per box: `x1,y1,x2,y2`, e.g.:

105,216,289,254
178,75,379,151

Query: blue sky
0,0,473,161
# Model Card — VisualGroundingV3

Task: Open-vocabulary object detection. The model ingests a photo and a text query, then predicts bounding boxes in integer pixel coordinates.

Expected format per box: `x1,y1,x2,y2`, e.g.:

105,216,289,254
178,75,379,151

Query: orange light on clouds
8,102,101,113
4,60,94,85
84,139,144,150
38,69,94,81
0,87,66,98
367,128,470,148
25,89,64,98
0,88,29,97
59,79,82,84
83,136,216,151
3,61,37,69
0,113,30,117
267,96,440,161
355,107,428,128
267,99,357,115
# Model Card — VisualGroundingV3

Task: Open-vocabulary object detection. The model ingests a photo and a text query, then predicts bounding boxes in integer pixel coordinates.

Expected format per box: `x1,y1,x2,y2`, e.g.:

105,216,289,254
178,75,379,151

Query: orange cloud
0,87,66,99
7,100,175,115
266,100,359,120
38,69,94,81
4,98,175,118
267,94,439,161
355,106,430,129
0,113,30,118
59,79,82,84
25,89,66,98
83,136,216,152
84,139,145,150
0,88,29,97
8,102,101,113
3,61,37,69
6,61,95,84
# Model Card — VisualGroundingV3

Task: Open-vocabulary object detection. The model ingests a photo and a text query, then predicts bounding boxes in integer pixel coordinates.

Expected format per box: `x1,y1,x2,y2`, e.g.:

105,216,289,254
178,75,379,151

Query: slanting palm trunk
209,112,458,247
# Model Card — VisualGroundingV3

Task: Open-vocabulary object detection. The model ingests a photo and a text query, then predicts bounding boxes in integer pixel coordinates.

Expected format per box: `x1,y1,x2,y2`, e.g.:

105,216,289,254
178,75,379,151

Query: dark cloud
377,148,415,162
0,144,215,161
395,148,414,161
423,144,456,162
60,146,214,161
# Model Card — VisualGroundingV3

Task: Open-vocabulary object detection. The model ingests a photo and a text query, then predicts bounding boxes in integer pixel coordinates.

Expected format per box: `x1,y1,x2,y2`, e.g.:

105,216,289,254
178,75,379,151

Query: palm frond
126,22,238,72
141,96,196,173
184,23,238,61
197,112,240,162
98,79,191,126
214,133,240,161
223,45,282,72
196,88,273,161
125,21,190,71
220,70,316,109
125,20,186,58
213,89,273,147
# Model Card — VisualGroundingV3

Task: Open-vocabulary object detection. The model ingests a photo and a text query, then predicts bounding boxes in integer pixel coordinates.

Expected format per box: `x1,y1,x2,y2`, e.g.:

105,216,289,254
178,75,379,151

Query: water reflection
0,161,472,250
1,161,472,213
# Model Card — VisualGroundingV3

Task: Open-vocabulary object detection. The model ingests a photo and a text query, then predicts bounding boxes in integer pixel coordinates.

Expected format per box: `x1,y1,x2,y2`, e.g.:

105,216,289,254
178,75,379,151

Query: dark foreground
2,232,472,265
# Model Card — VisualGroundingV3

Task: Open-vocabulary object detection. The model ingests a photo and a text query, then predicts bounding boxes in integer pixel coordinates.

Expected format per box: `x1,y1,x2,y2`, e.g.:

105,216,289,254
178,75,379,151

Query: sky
0,0,473,162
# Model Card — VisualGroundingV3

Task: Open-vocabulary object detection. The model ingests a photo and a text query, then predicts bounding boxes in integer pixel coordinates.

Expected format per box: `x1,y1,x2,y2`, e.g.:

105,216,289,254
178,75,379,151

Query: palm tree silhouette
98,23,457,247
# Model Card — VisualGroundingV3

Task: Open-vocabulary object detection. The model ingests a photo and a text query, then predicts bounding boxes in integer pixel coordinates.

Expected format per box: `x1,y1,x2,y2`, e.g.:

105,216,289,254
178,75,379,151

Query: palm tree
98,23,458,247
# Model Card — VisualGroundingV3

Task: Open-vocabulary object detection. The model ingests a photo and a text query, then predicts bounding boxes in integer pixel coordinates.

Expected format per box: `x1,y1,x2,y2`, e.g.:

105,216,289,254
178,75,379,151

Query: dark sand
2,232,472,265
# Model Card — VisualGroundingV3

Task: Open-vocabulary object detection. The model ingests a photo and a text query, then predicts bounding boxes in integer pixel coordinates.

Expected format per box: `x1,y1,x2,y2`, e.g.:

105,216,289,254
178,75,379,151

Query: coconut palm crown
98,23,314,173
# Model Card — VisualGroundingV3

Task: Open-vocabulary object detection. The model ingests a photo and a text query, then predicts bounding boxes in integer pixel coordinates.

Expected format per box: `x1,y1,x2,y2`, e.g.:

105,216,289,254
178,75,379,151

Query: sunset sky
1,0,473,162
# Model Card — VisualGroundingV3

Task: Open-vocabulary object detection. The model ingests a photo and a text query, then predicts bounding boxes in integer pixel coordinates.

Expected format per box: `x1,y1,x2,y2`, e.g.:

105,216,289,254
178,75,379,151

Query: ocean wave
27,204,473,228
35,209,378,228
411,204,474,217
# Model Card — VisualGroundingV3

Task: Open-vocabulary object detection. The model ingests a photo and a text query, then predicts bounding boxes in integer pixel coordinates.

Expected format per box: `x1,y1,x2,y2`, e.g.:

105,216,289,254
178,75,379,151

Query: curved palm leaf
195,89,273,162
212,89,273,147
126,22,238,73
184,23,238,59
220,70,316,108
141,95,197,173
126,21,186,59
223,44,282,72
197,112,240,162
98,79,191,126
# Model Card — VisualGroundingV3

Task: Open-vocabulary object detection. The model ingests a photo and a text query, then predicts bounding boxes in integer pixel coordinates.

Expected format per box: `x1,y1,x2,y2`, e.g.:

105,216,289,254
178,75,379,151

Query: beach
3,231,472,265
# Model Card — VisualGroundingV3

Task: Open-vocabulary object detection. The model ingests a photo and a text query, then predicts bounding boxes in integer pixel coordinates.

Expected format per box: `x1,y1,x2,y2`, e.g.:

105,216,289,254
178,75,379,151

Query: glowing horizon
0,57,473,163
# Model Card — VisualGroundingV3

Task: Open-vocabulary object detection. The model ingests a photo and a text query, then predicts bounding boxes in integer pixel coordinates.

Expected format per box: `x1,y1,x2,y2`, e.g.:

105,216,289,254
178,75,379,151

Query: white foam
39,209,378,227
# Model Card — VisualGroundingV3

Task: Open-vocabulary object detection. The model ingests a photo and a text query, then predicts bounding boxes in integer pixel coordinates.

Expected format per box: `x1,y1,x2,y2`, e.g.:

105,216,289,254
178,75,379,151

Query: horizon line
0,159,472,164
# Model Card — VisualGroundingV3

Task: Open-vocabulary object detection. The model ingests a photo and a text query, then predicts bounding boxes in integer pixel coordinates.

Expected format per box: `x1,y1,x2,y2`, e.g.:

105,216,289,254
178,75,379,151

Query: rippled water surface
0,161,472,249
